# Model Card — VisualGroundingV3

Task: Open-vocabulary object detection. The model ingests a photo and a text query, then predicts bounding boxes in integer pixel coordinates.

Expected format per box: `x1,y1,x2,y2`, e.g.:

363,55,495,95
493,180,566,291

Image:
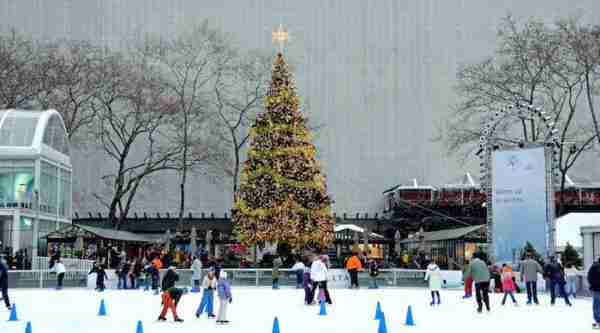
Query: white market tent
555,213,600,249
334,224,384,239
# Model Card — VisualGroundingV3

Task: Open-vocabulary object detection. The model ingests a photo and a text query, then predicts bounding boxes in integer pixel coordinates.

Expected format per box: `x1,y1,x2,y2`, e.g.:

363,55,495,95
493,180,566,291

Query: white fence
31,256,95,272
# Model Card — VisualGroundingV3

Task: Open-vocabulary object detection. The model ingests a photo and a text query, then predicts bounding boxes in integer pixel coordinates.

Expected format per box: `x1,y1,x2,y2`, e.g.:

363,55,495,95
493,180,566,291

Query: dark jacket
369,261,379,277
161,269,179,290
0,260,8,288
168,287,184,306
544,262,565,281
89,266,108,283
588,262,600,292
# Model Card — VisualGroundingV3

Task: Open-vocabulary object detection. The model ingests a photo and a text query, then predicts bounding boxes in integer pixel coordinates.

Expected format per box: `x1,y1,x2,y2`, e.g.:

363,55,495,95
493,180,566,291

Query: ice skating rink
0,288,593,333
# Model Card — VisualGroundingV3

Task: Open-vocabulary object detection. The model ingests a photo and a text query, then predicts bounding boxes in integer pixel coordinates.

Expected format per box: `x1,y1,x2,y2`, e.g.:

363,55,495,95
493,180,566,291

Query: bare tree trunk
585,72,600,145
232,133,240,201
178,112,189,230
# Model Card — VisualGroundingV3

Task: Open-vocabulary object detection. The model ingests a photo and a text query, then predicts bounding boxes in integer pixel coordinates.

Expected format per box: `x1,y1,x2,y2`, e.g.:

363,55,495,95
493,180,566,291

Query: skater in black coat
162,266,179,291
0,257,10,309
89,263,108,291
587,258,600,329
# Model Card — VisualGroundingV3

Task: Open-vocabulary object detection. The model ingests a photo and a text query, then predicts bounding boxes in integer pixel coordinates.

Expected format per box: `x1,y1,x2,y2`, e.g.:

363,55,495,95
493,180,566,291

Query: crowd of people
0,248,31,270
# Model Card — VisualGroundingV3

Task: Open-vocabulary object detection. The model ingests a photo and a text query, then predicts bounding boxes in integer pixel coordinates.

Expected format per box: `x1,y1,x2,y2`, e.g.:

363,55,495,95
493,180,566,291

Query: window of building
40,161,58,214
0,164,34,208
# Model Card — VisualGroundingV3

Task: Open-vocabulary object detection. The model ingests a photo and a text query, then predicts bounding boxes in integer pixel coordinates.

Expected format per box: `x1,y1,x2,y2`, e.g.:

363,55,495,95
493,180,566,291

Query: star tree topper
272,23,289,53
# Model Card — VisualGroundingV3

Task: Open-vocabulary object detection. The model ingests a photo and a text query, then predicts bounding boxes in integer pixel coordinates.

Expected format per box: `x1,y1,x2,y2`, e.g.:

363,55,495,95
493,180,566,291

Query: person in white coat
425,261,442,306
54,259,66,290
310,254,332,304
191,257,203,292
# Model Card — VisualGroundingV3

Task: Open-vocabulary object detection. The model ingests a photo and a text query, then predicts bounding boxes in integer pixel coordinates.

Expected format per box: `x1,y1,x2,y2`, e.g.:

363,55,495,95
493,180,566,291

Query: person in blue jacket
0,255,11,309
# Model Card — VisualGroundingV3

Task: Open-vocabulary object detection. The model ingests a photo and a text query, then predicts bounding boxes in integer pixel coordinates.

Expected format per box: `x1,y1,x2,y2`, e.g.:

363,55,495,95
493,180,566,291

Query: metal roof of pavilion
400,225,486,243
45,224,162,243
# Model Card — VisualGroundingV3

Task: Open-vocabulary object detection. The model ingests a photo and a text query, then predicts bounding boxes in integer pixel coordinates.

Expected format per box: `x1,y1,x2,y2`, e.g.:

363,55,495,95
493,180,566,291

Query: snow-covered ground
0,287,593,333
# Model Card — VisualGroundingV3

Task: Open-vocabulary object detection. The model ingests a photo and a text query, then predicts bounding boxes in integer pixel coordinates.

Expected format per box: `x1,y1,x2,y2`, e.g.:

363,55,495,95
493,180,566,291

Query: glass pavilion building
0,109,72,257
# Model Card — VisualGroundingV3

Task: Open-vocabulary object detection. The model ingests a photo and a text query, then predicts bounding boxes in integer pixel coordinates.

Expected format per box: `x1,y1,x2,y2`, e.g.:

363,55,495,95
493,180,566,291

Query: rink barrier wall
7,268,590,296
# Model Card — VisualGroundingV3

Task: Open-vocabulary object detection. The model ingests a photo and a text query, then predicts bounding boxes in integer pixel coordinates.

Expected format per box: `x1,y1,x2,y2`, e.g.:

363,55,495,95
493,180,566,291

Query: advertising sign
492,147,548,263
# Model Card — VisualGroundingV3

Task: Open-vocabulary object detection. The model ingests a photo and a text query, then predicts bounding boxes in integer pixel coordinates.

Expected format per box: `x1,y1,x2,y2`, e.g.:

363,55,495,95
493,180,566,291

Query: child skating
195,269,217,318
303,266,314,305
501,264,518,306
425,260,442,306
216,271,232,325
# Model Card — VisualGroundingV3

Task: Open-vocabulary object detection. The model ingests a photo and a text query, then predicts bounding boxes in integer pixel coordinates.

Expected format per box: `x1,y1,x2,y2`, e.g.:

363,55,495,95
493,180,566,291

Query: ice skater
425,260,442,305
53,259,66,290
462,260,473,298
303,266,314,305
311,254,332,305
89,262,108,292
158,266,183,322
368,258,379,289
216,271,232,325
501,264,518,306
467,252,490,313
346,252,363,289
0,254,11,309
564,264,578,299
587,257,600,329
520,253,543,305
291,257,305,289
544,256,572,306
191,256,203,292
272,255,282,289
195,269,217,318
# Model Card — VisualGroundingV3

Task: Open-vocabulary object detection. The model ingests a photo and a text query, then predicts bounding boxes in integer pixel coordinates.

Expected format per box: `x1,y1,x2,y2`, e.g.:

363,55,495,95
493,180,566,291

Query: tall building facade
1,0,599,215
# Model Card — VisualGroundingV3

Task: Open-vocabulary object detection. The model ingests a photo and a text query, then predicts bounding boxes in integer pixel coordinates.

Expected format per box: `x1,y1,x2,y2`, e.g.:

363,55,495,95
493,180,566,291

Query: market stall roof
400,225,485,244
45,224,163,243
555,212,600,248
334,224,384,239
382,179,436,194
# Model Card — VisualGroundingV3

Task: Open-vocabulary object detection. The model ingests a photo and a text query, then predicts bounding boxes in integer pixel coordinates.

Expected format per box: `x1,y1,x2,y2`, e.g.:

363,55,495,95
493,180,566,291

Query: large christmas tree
233,52,334,249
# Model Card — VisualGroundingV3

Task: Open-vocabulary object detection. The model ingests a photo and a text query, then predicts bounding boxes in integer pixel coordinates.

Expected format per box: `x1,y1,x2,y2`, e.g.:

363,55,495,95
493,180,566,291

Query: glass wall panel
59,169,71,217
41,161,58,214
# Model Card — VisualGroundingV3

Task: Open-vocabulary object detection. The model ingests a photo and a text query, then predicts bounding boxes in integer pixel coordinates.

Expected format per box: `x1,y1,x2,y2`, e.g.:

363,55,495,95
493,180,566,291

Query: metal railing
31,256,95,272
6,268,589,296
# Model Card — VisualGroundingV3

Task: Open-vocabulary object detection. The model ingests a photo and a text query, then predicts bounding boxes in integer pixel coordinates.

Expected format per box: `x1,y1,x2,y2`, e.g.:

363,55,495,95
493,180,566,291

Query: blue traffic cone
405,305,415,326
135,320,143,333
374,301,383,320
319,300,327,316
377,312,387,333
8,304,18,321
98,299,107,316
25,321,32,333
272,317,280,333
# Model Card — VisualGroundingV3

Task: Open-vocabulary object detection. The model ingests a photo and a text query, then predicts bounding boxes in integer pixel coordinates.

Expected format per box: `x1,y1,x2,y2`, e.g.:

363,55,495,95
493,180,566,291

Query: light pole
33,189,39,258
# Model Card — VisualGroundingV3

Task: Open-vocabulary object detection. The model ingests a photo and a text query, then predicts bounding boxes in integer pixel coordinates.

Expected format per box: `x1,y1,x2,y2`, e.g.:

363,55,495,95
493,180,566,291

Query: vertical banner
492,147,548,263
